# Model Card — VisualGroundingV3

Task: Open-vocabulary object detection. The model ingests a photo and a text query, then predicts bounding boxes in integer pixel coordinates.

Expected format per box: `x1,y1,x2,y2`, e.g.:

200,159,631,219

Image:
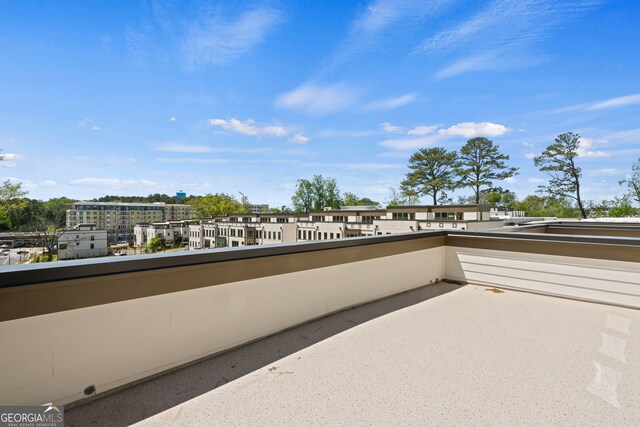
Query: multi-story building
67,202,194,244
134,220,195,248
145,204,503,250
58,223,108,260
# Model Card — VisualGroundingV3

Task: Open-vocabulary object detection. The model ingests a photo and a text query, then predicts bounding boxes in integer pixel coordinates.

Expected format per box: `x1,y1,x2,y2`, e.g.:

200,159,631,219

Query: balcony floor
66,282,640,426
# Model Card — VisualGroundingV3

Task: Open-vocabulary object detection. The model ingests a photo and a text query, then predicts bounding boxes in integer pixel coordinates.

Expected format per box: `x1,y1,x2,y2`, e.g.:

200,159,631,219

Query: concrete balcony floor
66,282,640,426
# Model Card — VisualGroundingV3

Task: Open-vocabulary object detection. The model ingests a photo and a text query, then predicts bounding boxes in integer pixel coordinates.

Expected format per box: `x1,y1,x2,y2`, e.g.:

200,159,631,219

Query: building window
59,243,67,250
336,234,340,238
278,232,281,240
90,243,94,249
324,232,328,239
232,241,239,247
90,235,95,241
330,233,334,239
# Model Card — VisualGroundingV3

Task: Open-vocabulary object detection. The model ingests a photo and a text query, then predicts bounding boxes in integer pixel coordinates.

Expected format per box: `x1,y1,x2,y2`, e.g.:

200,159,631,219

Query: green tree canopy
400,147,458,205
0,177,29,230
534,132,587,219
342,192,380,207
187,193,245,217
291,175,341,212
455,137,518,205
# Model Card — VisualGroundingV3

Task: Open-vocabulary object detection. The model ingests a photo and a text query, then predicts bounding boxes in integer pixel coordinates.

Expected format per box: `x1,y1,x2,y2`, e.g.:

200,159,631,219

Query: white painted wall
445,246,640,309
0,247,444,406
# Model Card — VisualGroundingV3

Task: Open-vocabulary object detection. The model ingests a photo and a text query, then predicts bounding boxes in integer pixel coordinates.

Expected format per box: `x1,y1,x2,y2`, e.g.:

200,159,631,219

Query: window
330,233,334,239
90,235,95,241
392,212,415,220
278,232,281,240
324,232,328,239
333,216,347,223
336,234,340,238
59,243,67,250
232,241,239,247
269,231,272,239
312,215,324,222
90,243,94,249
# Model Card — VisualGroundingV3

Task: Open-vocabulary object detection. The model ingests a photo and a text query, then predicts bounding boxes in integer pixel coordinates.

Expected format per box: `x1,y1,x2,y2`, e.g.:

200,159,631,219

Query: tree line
3,131,640,232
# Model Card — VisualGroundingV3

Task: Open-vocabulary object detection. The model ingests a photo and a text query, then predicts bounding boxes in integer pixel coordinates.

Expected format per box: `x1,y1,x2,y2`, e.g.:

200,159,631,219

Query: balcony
1,228,639,424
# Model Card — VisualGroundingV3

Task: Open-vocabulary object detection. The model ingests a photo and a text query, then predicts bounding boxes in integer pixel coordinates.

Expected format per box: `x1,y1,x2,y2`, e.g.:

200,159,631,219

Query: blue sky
1,0,639,206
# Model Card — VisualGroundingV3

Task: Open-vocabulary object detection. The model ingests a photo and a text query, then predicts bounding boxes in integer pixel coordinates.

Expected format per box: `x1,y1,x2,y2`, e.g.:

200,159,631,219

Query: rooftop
65,281,640,426
2,226,639,425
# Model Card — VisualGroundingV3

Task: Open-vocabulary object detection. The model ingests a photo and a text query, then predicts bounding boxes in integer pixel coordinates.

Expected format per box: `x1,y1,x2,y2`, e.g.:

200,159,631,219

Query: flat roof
66,282,640,425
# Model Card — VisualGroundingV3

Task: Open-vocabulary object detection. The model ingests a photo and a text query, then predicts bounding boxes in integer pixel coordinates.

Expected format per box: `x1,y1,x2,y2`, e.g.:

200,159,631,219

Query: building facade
58,224,108,260
135,204,506,251
67,202,194,244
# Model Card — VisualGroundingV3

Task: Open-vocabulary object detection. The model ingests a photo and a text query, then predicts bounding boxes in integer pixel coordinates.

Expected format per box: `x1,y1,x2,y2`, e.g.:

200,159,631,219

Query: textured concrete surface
69,282,640,426
65,281,460,426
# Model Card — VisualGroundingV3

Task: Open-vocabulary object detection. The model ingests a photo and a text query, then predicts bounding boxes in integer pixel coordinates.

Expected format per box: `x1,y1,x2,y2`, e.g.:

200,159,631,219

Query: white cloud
524,153,535,159
209,118,287,138
527,177,544,183
155,144,212,153
78,118,93,127
588,93,640,111
155,157,234,164
365,93,417,111
408,125,437,136
69,178,156,188
275,82,360,115
380,122,404,133
380,121,510,150
1,177,36,189
503,177,517,184
40,180,58,188
328,0,449,66
184,7,284,68
91,126,102,132
435,50,504,79
589,168,622,177
288,134,310,144
0,153,25,168
558,93,640,113
379,134,442,150
577,136,609,158
523,141,534,148
107,157,137,166
438,122,510,138
422,0,599,79
169,117,177,122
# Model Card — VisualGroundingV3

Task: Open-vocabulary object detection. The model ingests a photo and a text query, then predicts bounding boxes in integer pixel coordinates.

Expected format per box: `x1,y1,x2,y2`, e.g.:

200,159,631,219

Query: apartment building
58,223,108,260
67,202,194,244
165,204,505,250
134,220,195,248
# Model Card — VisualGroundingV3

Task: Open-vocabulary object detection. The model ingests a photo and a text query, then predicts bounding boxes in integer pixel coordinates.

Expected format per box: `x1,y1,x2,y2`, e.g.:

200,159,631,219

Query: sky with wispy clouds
1,0,639,205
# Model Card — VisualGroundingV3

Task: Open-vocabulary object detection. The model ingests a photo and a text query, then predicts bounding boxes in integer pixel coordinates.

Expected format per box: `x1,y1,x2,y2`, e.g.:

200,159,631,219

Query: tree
147,235,164,253
342,192,380,207
620,158,640,205
514,195,580,218
0,180,28,230
291,175,341,212
455,138,518,205
400,147,458,205
187,193,245,217
32,199,74,261
534,132,587,219
385,186,419,207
